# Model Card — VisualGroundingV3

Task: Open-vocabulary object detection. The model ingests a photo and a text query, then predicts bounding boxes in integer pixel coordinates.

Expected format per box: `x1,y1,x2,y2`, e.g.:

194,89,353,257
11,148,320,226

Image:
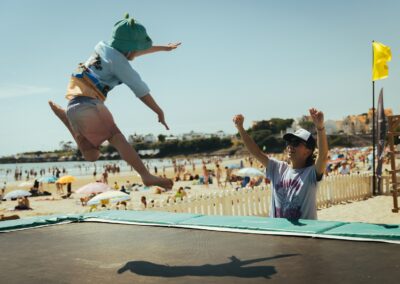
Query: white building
139,149,160,156
213,130,229,139
182,131,204,140
128,134,143,144
143,134,157,143
165,135,179,141
324,120,339,135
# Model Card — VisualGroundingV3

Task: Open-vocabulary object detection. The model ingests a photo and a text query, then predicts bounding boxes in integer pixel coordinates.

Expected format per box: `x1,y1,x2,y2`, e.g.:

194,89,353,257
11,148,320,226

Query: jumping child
49,13,180,189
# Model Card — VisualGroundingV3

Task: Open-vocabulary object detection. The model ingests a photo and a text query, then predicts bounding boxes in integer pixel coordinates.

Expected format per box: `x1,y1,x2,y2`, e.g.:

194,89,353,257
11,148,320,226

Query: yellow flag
372,41,391,81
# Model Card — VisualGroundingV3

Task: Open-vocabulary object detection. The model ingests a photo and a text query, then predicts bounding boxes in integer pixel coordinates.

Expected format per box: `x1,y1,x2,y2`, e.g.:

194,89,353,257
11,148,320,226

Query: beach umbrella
3,190,31,200
328,158,345,165
331,154,339,160
227,164,241,169
57,175,76,184
75,182,111,195
236,167,265,177
38,176,57,183
18,181,34,187
367,153,373,163
87,191,130,206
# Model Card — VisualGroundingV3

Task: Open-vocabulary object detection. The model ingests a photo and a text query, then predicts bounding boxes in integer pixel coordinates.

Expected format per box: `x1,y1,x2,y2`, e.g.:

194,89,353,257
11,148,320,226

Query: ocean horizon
0,158,207,184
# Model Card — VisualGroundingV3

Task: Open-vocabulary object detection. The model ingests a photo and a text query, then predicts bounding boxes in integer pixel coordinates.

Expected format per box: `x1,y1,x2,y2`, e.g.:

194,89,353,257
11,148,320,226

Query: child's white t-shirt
84,41,150,98
266,158,320,220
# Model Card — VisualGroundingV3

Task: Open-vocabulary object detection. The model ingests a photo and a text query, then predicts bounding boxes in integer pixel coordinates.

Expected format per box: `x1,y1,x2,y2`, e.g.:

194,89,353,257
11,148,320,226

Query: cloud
0,84,51,99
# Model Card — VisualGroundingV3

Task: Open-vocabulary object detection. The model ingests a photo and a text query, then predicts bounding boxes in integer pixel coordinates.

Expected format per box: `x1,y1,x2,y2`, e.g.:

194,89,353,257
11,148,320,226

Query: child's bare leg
48,101,75,134
48,101,100,162
108,133,173,189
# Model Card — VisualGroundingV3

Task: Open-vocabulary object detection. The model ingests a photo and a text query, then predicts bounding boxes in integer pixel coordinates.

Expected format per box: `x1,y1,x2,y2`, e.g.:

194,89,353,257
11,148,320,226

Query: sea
0,157,207,184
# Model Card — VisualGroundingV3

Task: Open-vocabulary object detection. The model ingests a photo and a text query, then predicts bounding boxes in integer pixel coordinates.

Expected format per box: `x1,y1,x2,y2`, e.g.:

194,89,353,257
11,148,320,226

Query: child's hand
164,42,181,51
233,114,245,129
158,112,170,130
309,108,324,129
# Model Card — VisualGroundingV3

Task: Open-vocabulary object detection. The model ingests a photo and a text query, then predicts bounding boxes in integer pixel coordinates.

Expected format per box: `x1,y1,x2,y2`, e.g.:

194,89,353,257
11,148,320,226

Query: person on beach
216,164,222,188
1,182,6,201
15,196,31,210
338,160,350,175
141,196,147,209
124,180,132,192
175,186,187,200
224,166,233,188
102,170,109,184
233,108,328,220
48,13,179,189
0,214,20,221
62,183,73,199
55,182,64,195
202,164,209,187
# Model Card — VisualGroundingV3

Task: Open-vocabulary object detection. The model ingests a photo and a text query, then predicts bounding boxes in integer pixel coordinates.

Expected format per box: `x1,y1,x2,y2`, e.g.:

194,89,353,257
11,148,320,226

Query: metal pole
372,81,376,195
372,40,376,195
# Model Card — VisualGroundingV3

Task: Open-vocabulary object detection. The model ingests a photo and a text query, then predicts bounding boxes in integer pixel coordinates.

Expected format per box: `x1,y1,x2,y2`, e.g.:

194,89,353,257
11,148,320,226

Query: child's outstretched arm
309,108,328,176
134,42,181,57
233,114,269,168
140,94,169,130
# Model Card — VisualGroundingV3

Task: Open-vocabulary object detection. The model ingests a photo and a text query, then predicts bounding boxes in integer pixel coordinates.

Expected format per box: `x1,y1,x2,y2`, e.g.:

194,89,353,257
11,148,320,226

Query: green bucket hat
110,13,152,53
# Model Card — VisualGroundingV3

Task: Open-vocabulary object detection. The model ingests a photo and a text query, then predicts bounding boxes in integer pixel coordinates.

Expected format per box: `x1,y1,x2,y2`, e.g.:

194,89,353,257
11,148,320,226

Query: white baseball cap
283,128,316,149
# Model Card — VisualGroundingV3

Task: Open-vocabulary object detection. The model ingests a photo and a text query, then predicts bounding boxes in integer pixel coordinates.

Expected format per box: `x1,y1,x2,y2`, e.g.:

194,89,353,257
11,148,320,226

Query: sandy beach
1,156,399,225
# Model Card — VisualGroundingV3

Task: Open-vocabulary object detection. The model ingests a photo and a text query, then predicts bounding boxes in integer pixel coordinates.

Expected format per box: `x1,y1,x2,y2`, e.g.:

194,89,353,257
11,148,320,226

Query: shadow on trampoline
377,224,399,229
287,219,307,226
117,254,299,279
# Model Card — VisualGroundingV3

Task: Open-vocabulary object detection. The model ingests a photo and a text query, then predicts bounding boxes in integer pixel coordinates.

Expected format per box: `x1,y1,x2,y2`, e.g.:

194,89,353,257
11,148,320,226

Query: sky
0,0,399,156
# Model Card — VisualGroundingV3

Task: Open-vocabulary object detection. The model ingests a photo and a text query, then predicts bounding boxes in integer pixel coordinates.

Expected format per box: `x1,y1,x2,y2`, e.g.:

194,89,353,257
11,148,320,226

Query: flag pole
372,40,377,195
372,80,376,195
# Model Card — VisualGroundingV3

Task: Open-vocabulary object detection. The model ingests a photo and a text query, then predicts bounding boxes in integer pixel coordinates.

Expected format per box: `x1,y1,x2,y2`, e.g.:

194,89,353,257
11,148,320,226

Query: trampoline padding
84,210,202,224
1,210,400,243
322,222,400,241
0,213,82,232
178,215,345,234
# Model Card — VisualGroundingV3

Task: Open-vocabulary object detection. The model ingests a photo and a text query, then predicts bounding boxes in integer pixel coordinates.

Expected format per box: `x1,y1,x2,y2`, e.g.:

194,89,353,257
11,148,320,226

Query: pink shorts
66,96,121,149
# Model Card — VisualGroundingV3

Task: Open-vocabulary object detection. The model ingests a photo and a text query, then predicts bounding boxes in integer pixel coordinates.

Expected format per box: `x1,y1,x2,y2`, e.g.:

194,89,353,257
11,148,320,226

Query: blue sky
0,0,399,156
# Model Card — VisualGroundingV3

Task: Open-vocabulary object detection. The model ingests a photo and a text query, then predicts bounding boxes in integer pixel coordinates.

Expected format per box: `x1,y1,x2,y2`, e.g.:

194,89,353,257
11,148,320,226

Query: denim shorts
66,96,121,149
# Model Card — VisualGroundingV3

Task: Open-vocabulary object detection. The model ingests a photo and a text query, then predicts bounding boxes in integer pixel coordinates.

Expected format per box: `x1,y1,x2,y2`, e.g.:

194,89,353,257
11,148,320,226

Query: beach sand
1,158,399,225
317,195,399,224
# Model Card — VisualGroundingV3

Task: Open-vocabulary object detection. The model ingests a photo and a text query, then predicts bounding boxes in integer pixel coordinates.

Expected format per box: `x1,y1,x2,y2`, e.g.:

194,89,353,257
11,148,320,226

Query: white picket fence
147,173,373,216
379,175,392,196
316,173,372,208
149,187,271,216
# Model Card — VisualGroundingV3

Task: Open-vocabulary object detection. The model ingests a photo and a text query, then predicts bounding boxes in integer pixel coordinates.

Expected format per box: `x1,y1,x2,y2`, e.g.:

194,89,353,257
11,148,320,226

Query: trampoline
0,211,399,283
